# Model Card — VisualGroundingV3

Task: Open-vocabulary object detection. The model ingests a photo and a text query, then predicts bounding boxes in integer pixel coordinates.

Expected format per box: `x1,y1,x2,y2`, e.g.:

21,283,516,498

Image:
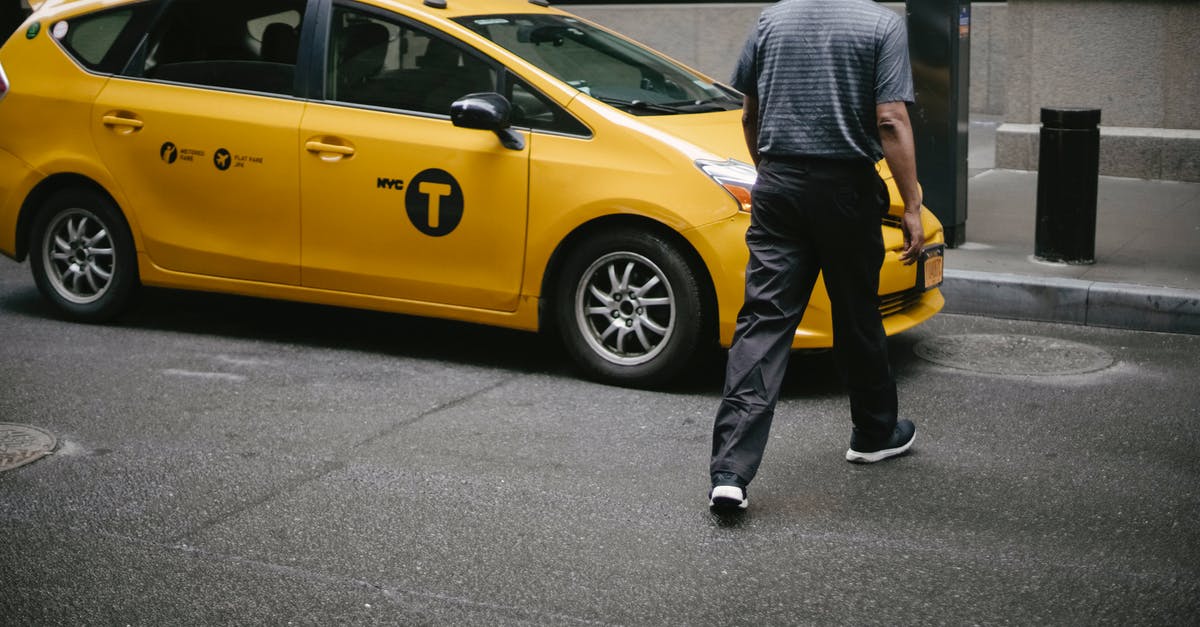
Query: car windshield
454,14,741,115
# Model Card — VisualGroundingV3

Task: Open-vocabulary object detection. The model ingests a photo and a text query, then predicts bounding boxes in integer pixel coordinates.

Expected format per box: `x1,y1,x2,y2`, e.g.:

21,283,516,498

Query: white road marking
162,369,247,382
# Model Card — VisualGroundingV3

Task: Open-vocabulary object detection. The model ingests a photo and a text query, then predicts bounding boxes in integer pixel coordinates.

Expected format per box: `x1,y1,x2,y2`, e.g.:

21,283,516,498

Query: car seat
261,22,299,65
417,37,493,114
337,20,389,97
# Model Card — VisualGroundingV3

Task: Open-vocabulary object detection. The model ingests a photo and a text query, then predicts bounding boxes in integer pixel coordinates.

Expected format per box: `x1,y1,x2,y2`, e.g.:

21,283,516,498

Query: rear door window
134,0,307,96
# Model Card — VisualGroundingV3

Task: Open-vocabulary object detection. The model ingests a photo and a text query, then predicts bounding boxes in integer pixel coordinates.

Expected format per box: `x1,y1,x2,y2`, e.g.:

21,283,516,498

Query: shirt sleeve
875,15,914,104
730,25,759,97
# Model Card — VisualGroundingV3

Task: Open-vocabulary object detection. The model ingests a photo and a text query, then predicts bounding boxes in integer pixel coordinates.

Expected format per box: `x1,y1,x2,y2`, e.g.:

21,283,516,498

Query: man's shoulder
764,0,902,25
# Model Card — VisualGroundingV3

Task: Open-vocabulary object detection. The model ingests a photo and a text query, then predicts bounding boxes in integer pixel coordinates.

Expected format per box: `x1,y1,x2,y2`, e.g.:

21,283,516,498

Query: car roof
27,0,137,16
29,0,560,18
358,0,561,20
27,0,62,12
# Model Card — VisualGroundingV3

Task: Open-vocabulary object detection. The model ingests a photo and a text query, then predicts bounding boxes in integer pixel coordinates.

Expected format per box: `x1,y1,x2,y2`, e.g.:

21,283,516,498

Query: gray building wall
997,0,1200,180
565,3,767,87
564,2,1198,181
565,2,1008,115
1005,1,1198,129
967,2,1007,116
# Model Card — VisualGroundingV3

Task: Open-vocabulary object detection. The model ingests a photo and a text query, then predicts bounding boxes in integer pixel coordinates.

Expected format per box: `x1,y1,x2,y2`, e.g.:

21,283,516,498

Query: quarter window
55,4,155,74
137,0,307,96
326,5,496,116
507,74,591,137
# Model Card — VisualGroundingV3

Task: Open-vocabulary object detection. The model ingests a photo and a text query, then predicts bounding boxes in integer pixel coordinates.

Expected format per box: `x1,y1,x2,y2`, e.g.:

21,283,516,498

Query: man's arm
876,100,923,264
742,95,760,168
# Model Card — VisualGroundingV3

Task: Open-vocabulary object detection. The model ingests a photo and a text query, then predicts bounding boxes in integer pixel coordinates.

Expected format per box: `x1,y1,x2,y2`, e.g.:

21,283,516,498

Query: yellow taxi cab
0,0,944,387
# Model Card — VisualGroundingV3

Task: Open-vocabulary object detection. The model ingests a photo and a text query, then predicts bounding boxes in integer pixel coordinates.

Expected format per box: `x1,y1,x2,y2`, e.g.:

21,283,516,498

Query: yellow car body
0,0,943,386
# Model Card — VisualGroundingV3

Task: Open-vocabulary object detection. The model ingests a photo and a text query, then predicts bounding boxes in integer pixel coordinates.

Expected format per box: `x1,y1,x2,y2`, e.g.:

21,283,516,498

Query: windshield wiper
593,96,685,115
663,98,741,113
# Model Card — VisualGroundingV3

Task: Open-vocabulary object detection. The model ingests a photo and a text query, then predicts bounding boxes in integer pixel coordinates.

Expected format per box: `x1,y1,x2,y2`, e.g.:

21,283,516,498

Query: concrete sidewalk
939,115,1200,334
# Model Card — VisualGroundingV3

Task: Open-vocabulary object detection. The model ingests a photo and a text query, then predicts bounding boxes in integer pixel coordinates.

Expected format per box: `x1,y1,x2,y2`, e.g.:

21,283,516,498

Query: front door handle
305,139,355,161
101,112,144,134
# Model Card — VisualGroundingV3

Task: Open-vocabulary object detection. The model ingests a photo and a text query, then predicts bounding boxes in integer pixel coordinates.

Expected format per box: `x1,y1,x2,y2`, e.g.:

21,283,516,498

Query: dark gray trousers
710,156,899,484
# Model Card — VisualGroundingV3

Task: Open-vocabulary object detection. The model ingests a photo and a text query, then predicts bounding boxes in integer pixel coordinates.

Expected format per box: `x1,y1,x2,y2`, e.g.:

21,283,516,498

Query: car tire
554,228,708,387
29,188,138,322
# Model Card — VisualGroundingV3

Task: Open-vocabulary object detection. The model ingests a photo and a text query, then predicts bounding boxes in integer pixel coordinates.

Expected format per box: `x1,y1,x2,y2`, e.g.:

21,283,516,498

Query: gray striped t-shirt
731,0,914,163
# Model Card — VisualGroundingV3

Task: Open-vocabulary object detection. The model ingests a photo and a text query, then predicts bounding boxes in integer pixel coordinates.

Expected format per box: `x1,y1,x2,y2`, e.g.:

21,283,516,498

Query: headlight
696,159,756,213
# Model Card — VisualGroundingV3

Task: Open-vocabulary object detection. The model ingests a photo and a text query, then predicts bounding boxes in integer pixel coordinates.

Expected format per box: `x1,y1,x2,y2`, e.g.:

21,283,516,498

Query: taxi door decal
405,169,464,237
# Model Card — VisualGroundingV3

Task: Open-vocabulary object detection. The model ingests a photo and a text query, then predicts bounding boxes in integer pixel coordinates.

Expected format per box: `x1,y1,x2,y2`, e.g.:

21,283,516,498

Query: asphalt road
1,256,1197,625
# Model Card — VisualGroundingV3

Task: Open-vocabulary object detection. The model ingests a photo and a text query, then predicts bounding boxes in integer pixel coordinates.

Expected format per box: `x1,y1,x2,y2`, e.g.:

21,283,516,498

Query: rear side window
55,4,156,74
135,0,308,96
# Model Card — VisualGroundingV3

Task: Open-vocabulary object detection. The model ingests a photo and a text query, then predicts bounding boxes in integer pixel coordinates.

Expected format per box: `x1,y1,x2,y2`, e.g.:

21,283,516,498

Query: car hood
636,109,895,180
635,109,752,165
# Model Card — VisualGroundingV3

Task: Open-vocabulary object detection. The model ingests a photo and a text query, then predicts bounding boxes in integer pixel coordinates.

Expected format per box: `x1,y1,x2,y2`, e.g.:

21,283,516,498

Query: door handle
101,112,144,134
305,140,355,158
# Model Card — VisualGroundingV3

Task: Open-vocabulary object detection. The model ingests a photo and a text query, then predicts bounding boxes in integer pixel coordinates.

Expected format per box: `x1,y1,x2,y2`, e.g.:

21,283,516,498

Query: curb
940,269,1200,335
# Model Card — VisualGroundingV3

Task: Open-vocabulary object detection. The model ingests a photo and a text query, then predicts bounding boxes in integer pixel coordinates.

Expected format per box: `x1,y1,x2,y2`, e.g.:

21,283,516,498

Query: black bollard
1035,107,1101,264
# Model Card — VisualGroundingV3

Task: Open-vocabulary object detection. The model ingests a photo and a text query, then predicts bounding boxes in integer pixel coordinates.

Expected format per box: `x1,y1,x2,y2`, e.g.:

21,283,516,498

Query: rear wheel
29,188,138,322
554,228,708,387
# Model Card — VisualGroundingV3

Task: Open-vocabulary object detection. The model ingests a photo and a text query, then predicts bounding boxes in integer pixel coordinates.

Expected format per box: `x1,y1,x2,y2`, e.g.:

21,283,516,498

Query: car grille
877,215,924,318
879,287,923,316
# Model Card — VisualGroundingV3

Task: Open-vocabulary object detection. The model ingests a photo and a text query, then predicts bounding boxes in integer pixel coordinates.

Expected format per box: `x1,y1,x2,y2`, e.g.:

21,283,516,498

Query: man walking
709,0,925,510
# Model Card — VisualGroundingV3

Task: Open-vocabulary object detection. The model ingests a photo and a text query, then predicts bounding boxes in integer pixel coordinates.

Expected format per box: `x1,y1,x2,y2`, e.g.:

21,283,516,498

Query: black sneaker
709,471,748,510
845,419,916,463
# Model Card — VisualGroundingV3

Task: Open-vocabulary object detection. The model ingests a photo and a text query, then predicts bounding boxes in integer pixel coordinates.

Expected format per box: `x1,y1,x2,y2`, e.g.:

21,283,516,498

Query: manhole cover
914,334,1114,375
0,423,57,472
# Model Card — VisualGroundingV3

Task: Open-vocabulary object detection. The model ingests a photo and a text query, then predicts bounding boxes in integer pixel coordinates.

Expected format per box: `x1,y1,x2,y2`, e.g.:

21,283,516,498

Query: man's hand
900,210,924,265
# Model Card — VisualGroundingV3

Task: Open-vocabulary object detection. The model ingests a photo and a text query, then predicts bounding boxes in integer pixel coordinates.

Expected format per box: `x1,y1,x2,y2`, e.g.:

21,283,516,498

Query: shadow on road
0,280,912,399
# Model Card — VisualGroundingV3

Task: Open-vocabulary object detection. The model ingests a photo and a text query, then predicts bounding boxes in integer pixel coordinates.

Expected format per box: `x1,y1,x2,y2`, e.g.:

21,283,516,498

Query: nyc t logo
405,169,464,237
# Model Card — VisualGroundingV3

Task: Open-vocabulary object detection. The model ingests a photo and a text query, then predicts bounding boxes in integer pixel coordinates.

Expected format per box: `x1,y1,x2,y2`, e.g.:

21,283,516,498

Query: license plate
919,246,945,291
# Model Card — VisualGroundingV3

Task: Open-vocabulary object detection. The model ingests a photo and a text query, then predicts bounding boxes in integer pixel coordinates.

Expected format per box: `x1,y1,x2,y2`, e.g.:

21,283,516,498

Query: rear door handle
101,112,144,134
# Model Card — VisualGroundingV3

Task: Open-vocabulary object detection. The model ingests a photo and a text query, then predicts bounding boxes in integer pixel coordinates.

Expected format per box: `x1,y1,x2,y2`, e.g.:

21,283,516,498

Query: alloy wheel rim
575,251,676,366
43,209,116,305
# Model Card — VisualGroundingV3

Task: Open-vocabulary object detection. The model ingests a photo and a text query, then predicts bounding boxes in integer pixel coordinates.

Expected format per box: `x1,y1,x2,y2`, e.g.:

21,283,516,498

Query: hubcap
575,251,676,366
43,209,115,305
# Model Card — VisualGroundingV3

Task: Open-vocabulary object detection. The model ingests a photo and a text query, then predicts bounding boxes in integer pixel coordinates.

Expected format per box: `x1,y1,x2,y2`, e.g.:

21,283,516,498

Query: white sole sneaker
709,485,748,509
845,432,916,463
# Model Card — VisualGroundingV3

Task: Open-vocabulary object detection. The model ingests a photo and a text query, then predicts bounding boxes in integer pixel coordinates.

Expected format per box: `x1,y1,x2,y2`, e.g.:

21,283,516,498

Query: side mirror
450,92,525,151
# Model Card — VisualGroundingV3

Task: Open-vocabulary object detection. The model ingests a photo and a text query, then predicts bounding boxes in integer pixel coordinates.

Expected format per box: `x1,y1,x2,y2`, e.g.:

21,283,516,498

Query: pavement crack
165,458,346,546
167,374,520,546
347,373,521,451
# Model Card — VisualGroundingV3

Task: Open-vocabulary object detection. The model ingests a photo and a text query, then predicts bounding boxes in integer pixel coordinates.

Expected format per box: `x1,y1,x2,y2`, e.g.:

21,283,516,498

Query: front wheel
29,188,138,322
554,229,709,387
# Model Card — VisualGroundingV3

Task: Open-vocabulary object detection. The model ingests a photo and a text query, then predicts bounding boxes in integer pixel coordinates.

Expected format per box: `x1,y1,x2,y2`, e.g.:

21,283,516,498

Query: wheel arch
539,214,719,342
15,173,130,262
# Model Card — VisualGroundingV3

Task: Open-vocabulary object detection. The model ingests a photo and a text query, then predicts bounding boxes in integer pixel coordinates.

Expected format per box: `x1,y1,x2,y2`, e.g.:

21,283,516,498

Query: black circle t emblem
213,148,232,171
405,169,464,237
160,142,178,164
